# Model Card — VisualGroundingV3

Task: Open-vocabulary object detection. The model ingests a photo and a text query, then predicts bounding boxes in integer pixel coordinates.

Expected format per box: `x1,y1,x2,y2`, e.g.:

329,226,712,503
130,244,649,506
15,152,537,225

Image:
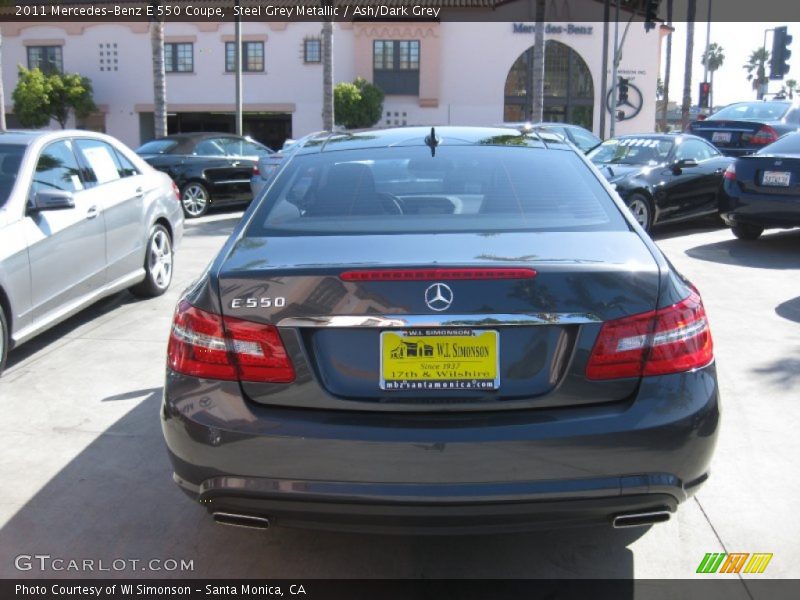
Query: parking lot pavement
0,214,797,586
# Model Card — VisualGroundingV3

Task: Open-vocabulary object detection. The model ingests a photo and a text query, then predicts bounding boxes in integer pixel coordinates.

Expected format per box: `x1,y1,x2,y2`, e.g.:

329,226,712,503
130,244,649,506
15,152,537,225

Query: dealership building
1,0,669,149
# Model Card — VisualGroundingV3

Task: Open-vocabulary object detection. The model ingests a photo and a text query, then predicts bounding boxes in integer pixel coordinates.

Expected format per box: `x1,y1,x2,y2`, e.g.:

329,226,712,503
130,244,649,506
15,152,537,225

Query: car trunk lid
217,231,661,411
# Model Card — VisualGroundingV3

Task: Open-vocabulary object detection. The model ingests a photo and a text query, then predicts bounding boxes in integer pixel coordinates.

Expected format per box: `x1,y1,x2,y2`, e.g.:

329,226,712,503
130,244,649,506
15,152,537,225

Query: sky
661,21,800,108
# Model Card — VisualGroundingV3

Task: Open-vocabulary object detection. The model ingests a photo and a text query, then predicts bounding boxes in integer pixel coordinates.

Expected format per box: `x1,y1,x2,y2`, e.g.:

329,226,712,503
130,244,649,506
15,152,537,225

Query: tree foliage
743,48,770,96
701,42,725,73
333,77,384,129
12,67,97,129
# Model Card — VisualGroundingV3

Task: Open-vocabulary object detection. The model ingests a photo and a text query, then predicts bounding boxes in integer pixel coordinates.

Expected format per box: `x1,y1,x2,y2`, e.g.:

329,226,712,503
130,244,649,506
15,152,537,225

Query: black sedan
136,133,274,218
161,127,719,534
720,131,800,240
588,134,733,231
687,100,800,156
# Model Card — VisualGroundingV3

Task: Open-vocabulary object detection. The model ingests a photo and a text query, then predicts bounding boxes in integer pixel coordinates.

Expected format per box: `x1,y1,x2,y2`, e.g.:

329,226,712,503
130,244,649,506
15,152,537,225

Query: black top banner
2,0,800,23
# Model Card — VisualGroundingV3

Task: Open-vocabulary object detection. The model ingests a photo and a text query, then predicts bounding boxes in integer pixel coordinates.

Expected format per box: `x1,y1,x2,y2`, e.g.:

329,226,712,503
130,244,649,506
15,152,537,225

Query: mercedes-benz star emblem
425,283,454,312
605,82,644,121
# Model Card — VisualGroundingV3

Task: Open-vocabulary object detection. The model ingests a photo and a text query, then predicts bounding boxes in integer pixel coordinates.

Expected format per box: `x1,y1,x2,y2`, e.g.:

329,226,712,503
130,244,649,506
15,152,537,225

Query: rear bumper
721,189,800,228
161,366,720,532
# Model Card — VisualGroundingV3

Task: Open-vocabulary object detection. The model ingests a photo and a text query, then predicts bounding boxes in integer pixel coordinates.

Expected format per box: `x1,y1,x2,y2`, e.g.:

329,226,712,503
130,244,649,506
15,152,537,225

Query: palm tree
530,0,545,122
743,48,770,99
785,78,797,99
0,27,6,132
659,0,674,131
681,0,696,131
701,42,724,109
319,0,334,130
150,10,168,138
321,20,333,130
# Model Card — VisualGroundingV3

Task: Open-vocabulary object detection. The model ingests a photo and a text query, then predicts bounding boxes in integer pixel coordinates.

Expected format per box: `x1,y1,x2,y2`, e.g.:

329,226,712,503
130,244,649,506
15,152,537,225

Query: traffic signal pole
610,1,619,137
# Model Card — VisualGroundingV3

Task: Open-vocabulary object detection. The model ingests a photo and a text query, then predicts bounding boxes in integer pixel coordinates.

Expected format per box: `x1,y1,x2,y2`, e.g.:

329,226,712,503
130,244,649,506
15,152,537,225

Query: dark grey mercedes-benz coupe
161,127,719,534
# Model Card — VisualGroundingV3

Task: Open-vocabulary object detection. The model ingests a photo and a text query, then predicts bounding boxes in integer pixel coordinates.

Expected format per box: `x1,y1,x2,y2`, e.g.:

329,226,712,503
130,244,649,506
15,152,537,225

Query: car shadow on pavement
684,229,800,269
5,292,138,372
752,355,800,387
775,296,800,324
650,218,726,242
0,390,640,581
182,215,243,238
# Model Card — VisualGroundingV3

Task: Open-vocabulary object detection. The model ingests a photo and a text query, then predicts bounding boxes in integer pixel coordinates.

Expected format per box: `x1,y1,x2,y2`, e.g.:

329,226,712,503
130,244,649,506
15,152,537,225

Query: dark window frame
304,38,322,63
27,45,63,73
225,41,265,72
164,42,194,73
373,39,420,96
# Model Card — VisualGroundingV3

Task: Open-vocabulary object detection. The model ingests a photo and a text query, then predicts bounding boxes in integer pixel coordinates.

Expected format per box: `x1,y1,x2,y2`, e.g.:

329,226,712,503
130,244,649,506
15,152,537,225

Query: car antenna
424,127,439,157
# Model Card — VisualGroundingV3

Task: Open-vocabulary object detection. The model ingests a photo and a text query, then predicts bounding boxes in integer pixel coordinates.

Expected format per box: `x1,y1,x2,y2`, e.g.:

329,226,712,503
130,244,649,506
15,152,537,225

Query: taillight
723,164,736,181
340,268,537,281
252,164,260,176
751,125,779,145
171,181,180,201
586,291,713,380
167,300,295,383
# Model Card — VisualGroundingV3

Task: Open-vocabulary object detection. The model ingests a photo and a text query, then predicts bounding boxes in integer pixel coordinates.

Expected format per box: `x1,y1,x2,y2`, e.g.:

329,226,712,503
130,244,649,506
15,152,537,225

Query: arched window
504,41,594,129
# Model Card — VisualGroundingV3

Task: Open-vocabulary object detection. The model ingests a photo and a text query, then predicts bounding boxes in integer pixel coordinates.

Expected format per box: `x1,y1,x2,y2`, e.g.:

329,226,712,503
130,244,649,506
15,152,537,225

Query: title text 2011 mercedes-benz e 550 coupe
161,127,719,534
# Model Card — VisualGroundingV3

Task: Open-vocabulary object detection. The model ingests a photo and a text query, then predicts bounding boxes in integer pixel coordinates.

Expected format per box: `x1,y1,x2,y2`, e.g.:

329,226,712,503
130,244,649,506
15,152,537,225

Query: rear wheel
0,304,8,377
181,182,210,218
731,223,764,240
625,194,654,232
130,224,173,298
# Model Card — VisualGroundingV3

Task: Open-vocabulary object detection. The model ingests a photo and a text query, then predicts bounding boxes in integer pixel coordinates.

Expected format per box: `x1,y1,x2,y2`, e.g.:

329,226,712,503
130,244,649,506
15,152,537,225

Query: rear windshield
709,102,790,122
136,140,178,154
246,145,627,236
759,132,800,154
0,144,26,207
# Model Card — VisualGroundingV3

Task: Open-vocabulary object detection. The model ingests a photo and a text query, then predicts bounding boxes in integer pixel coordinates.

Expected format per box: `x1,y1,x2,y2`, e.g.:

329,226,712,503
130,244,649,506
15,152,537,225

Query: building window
165,43,193,73
373,40,420,95
27,46,63,73
226,42,265,72
304,38,321,63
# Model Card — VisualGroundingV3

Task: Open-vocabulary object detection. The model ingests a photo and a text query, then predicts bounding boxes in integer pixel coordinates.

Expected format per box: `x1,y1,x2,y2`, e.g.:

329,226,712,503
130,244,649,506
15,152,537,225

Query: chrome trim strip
277,313,601,329
214,179,251,185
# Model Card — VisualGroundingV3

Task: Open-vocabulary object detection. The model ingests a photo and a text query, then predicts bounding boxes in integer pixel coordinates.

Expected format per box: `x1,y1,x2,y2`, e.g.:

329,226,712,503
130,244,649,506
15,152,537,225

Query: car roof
292,126,570,155
152,132,240,141
0,130,60,145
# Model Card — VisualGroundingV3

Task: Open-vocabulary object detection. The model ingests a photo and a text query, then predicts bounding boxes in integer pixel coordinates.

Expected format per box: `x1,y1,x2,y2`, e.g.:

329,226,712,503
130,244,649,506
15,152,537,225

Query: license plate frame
762,170,791,187
711,131,732,144
380,328,500,391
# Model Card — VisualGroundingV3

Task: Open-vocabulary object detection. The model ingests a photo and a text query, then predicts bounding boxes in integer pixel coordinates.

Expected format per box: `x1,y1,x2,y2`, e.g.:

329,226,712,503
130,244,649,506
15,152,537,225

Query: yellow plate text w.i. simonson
380,329,499,391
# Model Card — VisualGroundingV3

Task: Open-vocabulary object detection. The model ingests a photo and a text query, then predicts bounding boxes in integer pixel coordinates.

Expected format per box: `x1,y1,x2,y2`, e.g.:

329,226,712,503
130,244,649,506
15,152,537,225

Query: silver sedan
0,130,184,376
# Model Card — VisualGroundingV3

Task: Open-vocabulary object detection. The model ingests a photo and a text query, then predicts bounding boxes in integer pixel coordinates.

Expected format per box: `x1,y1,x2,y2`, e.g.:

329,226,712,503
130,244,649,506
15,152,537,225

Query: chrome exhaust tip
612,510,671,528
213,512,271,530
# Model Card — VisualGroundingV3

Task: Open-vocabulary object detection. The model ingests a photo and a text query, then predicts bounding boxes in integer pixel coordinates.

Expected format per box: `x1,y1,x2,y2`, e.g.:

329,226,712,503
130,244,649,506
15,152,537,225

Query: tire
180,182,210,218
0,304,8,377
731,223,764,240
130,224,174,298
625,194,654,232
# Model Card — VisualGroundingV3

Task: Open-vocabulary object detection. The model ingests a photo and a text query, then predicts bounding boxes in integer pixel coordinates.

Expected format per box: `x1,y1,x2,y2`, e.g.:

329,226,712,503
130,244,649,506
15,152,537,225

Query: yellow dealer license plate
380,329,499,391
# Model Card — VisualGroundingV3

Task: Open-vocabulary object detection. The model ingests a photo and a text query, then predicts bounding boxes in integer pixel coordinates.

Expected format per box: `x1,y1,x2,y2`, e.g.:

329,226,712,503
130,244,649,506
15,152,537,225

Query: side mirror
30,189,75,212
672,158,699,174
